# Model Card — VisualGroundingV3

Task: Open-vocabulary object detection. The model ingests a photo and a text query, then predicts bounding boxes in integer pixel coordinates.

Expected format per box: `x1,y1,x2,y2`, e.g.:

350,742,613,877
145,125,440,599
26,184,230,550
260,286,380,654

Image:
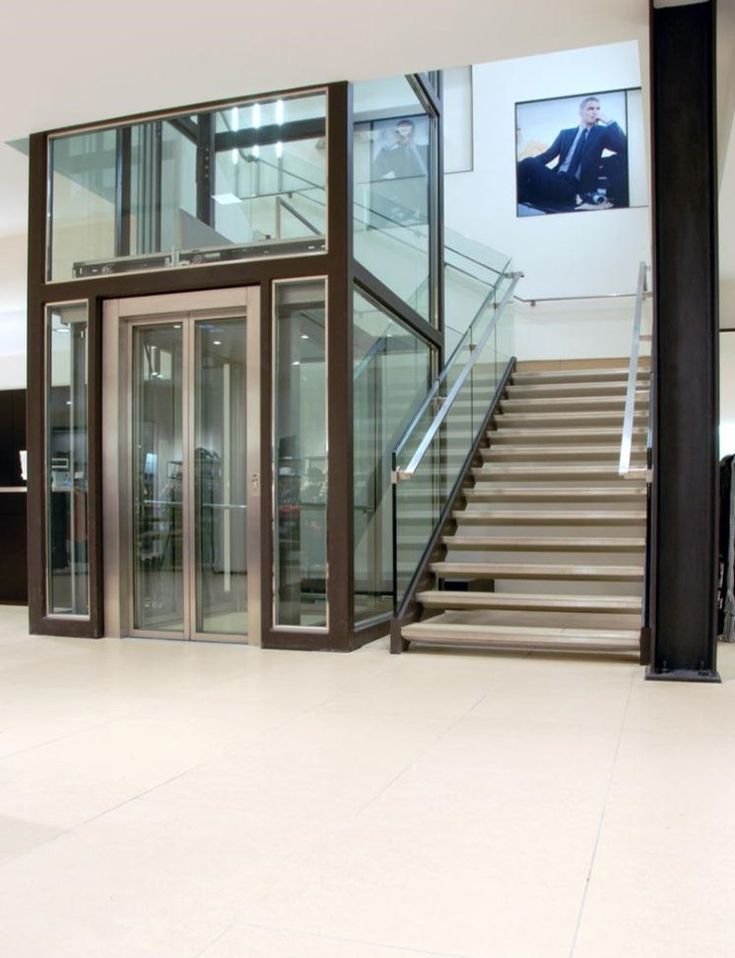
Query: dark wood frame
27,75,443,653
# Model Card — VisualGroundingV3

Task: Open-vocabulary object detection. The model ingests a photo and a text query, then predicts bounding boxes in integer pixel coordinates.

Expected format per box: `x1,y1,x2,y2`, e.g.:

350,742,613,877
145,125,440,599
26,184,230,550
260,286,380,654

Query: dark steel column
649,0,720,681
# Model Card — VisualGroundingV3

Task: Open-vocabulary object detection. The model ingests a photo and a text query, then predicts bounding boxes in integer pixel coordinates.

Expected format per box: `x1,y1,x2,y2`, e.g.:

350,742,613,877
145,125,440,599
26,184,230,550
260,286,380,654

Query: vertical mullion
325,82,354,647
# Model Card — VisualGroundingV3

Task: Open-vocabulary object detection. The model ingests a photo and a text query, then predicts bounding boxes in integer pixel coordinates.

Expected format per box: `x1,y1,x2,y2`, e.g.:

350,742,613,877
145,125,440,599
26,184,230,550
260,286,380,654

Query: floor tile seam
0,714,128,766
196,918,474,958
567,668,637,958
241,711,471,890
0,758,207,873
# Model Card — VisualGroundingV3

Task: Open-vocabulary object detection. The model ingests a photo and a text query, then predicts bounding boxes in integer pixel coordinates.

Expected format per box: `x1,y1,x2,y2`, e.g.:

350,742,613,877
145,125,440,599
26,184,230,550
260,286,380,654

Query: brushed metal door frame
102,287,261,644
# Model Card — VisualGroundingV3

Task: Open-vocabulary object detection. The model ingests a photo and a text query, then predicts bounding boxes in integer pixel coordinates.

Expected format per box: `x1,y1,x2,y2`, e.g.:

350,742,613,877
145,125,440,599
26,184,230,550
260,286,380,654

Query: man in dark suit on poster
517,95,628,213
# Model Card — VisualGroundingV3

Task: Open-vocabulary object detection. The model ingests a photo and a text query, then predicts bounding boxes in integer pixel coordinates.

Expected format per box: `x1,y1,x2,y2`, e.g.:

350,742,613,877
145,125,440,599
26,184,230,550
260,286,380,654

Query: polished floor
0,604,733,958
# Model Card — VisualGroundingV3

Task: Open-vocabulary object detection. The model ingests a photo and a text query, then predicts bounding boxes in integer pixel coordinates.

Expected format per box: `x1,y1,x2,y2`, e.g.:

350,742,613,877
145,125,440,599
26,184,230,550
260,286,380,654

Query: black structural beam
649,0,720,681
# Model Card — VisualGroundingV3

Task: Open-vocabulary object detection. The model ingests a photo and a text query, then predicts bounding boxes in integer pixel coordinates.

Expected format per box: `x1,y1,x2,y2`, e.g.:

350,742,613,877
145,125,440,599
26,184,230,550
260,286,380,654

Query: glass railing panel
392,269,519,610
353,289,434,624
444,227,511,280
48,90,327,282
353,75,436,324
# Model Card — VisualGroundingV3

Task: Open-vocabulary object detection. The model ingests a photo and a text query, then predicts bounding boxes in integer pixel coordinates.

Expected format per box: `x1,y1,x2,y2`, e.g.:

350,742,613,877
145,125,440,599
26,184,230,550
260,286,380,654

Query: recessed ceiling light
300,334,309,340
292,360,300,366
213,340,222,345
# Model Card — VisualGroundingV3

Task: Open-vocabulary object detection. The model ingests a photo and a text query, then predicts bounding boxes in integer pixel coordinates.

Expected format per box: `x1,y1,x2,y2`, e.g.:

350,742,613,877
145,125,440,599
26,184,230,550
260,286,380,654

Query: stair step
472,464,631,480
500,395,647,413
482,445,646,462
464,487,645,503
430,561,644,580
506,382,635,399
454,510,647,525
442,536,647,552
489,427,648,444
416,591,642,612
497,411,646,428
401,621,640,655
512,367,648,385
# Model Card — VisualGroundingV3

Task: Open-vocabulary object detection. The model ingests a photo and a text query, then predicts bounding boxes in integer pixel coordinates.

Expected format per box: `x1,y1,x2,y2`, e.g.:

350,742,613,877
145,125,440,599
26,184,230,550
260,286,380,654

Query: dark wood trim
27,133,48,634
39,82,329,139
648,0,720,681
261,629,347,652
390,357,516,653
325,81,354,650
350,615,391,650
41,253,330,302
115,127,132,257
353,263,442,351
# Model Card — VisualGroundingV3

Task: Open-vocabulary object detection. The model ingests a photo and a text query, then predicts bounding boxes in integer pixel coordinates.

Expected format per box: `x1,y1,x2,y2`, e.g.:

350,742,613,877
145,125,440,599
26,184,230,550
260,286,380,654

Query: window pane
46,303,89,616
353,289,434,622
353,76,436,323
48,91,327,282
274,280,327,628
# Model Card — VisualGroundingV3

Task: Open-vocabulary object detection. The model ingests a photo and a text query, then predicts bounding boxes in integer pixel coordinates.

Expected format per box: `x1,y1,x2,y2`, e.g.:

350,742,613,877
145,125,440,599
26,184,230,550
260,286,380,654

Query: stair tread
491,427,647,438
455,510,647,524
416,591,642,610
442,536,646,550
430,561,644,579
402,621,640,650
465,487,646,501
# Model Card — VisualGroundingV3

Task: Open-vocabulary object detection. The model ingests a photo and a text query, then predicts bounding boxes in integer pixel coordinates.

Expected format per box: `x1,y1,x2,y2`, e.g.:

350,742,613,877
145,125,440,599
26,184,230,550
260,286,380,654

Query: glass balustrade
392,266,519,610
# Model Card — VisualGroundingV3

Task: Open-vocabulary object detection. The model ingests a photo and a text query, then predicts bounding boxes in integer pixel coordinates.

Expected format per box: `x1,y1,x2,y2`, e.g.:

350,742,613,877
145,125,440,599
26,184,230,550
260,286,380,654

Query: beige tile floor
0,604,733,957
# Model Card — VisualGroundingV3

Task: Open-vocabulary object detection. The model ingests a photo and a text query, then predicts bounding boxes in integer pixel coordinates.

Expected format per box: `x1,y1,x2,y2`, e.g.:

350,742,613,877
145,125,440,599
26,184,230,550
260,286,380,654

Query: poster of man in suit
516,90,634,216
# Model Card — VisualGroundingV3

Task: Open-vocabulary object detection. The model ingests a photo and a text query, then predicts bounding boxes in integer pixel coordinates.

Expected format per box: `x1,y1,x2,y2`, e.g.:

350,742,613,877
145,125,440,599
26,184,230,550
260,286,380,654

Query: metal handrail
619,261,650,476
393,271,522,481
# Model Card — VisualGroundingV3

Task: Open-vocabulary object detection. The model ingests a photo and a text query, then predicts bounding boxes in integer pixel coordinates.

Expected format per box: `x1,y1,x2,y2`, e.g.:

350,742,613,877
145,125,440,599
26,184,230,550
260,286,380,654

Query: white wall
721,333,735,455
444,41,652,313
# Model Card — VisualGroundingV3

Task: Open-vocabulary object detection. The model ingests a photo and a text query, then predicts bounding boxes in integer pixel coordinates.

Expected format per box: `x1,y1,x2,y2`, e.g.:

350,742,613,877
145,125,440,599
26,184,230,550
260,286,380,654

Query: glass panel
392,269,517,607
195,318,248,636
46,303,89,616
48,91,327,282
353,290,433,623
353,76,435,323
132,323,184,632
274,280,327,628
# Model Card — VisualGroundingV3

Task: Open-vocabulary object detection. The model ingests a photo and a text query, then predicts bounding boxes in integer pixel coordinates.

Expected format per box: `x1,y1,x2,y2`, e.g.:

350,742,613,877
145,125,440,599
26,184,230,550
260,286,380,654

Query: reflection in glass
195,319,248,635
132,324,184,632
46,303,89,616
352,76,436,323
47,91,327,282
353,290,433,622
274,280,327,628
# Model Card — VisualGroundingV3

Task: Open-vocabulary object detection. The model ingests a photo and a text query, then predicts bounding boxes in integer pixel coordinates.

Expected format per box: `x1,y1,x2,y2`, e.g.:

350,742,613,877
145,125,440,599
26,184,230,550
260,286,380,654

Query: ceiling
0,0,731,327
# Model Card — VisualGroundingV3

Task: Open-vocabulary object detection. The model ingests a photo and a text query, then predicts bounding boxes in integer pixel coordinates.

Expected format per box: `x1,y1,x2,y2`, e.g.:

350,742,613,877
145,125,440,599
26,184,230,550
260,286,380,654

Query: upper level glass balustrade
47,91,327,282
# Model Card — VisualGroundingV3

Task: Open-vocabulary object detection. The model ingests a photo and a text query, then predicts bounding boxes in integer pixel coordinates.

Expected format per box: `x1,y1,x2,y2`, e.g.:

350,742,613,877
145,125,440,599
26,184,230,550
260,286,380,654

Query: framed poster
515,88,645,217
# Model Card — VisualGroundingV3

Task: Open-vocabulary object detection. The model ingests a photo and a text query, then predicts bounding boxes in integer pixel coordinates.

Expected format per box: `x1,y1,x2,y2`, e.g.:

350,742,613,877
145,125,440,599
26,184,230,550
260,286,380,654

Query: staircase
400,359,650,658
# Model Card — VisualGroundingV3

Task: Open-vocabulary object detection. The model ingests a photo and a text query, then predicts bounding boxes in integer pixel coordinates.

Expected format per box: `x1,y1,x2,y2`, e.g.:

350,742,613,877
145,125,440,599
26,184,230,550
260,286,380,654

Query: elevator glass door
130,312,255,640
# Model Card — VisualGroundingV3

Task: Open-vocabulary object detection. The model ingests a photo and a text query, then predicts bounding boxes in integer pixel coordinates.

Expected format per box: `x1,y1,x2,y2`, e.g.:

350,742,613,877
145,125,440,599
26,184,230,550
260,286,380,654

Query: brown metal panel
324,82,354,650
26,133,48,634
648,0,719,680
